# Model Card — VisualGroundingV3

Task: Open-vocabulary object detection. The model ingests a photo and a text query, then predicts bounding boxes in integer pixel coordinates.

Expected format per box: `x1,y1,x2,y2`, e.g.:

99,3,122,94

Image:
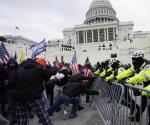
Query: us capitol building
63,0,132,45
61,0,150,64
2,0,150,65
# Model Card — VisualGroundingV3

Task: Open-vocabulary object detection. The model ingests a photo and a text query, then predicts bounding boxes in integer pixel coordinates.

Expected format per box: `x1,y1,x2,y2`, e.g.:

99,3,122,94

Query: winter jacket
0,65,8,91
7,58,18,89
14,60,54,101
62,82,99,98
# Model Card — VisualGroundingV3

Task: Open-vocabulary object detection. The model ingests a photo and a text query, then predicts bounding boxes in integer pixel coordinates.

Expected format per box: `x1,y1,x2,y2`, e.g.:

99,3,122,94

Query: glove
120,81,125,85
101,78,105,81
50,75,56,80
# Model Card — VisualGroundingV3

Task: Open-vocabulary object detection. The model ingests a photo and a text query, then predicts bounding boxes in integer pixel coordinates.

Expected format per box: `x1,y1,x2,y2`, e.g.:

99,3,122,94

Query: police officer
126,52,150,123
116,52,149,121
106,59,125,82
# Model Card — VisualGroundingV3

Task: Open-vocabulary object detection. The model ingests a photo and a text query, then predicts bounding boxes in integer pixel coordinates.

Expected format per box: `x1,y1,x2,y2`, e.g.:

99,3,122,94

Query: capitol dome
84,0,119,24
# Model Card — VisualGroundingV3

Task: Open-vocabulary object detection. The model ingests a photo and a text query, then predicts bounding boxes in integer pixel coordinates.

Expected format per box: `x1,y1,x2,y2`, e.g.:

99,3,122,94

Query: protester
48,75,98,119
13,58,54,125
0,63,8,118
6,58,18,125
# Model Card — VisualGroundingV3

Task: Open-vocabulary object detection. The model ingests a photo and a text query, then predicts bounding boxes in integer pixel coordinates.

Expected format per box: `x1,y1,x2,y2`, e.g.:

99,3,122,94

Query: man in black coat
7,58,18,125
0,63,8,118
14,58,54,125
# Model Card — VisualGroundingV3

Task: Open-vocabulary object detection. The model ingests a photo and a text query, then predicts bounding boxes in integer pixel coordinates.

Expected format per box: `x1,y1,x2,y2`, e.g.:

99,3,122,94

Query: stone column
77,31,79,44
106,28,109,41
86,30,87,43
76,32,78,44
98,29,100,42
83,31,85,43
115,28,118,41
92,30,94,42
104,29,107,41
113,28,116,41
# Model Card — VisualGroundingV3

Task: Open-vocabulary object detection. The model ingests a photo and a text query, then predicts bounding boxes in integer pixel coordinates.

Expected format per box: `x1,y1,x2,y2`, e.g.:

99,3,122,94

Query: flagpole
44,51,46,59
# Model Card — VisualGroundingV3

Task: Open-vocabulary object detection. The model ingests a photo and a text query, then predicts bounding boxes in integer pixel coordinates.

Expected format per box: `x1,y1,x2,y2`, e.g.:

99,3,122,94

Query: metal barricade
119,84,150,125
92,79,150,125
91,78,124,125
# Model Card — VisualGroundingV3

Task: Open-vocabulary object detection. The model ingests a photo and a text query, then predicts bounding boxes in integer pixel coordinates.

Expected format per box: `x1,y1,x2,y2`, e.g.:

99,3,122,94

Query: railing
120,84,150,125
91,79,124,125
92,79,150,125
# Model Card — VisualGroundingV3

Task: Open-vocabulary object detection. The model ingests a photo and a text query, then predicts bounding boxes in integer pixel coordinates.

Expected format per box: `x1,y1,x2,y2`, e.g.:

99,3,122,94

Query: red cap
36,58,47,66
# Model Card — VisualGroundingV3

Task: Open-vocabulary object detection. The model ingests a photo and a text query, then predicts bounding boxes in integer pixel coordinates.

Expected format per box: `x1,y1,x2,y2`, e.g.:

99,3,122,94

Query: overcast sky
0,0,149,42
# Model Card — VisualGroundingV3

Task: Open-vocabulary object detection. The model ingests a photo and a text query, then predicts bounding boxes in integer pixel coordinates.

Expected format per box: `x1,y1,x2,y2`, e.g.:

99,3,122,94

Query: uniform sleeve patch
144,65,150,71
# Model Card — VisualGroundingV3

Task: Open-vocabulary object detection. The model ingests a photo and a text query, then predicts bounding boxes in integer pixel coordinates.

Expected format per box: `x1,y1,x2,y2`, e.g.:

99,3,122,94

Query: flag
70,51,79,75
30,39,46,58
81,66,94,86
15,26,19,30
55,56,59,63
0,43,10,63
85,57,90,64
19,52,25,64
82,67,94,77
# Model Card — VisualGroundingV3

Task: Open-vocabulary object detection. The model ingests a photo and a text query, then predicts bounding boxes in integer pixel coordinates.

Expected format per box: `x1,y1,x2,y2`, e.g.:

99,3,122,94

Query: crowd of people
1,51,150,125
0,57,99,125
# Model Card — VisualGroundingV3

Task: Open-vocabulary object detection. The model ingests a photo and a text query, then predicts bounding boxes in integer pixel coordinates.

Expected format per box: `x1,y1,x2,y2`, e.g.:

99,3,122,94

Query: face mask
132,57,144,69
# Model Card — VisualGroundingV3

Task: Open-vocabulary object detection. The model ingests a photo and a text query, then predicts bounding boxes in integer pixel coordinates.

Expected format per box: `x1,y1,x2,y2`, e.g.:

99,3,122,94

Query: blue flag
30,39,46,58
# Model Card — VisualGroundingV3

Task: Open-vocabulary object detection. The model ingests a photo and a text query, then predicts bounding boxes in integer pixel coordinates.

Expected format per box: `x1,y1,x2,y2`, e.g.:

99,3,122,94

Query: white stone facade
63,0,134,45
2,0,150,65
61,0,150,64
3,35,36,46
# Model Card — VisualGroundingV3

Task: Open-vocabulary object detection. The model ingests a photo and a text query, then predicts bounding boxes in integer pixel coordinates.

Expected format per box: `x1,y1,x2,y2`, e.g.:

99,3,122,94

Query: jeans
47,93,78,116
42,90,49,109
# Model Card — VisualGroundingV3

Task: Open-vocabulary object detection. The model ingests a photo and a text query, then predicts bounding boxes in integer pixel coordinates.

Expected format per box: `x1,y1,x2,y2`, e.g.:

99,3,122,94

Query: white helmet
132,52,144,58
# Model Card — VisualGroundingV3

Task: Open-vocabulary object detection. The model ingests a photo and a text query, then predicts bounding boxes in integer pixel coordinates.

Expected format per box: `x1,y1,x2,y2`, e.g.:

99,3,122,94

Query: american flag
82,67,94,77
81,66,94,86
0,43,10,63
70,52,79,75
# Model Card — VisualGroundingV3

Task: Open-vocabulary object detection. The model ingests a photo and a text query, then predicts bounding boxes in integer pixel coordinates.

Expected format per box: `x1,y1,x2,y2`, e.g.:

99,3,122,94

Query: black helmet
111,59,120,69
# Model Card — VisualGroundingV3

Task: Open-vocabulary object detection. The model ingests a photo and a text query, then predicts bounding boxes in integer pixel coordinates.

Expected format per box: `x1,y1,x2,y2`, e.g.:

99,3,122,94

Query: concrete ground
29,104,101,125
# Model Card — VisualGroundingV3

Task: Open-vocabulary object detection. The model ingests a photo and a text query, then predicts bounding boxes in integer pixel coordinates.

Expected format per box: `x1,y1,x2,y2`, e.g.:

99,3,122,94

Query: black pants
45,84,55,106
0,91,7,118
122,86,138,114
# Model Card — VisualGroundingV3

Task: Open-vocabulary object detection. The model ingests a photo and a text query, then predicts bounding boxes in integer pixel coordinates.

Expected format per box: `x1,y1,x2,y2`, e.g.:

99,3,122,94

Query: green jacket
127,64,150,85
106,66,125,81
116,65,135,82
